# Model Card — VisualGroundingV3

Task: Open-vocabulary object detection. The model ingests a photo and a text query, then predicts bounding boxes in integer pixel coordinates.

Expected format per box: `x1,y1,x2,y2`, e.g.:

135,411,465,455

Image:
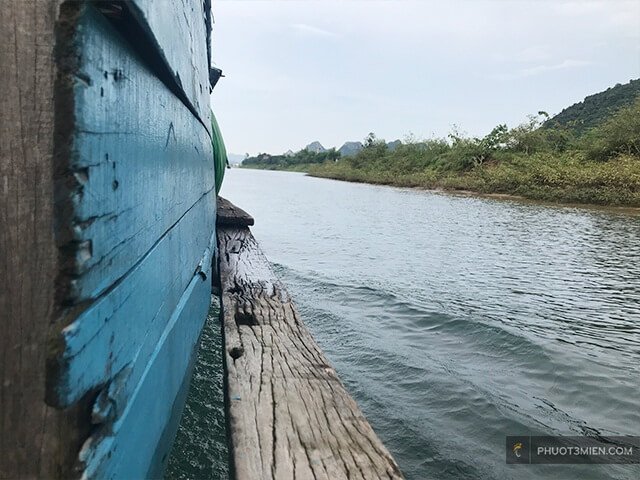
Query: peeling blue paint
63,6,215,302
79,267,211,479
47,2,218,478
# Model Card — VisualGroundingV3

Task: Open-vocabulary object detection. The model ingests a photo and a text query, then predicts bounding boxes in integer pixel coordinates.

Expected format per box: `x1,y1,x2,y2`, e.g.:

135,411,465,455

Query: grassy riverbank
241,163,315,172
308,99,640,207
309,153,640,206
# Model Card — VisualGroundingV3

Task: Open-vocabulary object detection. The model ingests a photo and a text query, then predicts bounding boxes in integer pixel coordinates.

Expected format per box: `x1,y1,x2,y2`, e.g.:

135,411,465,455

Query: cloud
492,45,552,64
489,59,593,81
516,46,553,63
552,1,640,37
212,1,636,154
520,59,593,77
290,23,339,38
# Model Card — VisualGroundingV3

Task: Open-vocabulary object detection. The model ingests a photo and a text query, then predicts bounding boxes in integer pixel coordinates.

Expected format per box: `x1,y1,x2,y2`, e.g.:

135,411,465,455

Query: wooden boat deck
217,197,403,479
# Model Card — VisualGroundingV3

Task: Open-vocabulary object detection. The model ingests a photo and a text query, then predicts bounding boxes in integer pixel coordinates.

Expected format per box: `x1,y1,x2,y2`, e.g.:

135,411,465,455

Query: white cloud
552,0,640,36
489,59,593,81
520,59,593,77
516,46,553,63
211,0,639,154
290,23,339,38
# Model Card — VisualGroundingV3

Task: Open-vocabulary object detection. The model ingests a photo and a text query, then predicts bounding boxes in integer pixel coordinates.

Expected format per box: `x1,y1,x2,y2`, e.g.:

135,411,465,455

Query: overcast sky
209,0,639,156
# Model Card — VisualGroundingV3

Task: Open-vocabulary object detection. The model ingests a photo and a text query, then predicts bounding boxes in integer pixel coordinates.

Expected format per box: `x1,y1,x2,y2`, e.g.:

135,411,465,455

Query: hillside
307,94,640,207
240,79,640,206
545,78,640,135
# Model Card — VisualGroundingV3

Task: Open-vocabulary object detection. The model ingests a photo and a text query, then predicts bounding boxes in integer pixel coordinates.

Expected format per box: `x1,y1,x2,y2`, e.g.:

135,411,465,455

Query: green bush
242,148,340,170
259,100,640,206
583,98,640,161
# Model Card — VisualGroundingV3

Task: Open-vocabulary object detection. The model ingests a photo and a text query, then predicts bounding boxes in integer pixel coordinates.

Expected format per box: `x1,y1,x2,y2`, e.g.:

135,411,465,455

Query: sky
209,0,640,156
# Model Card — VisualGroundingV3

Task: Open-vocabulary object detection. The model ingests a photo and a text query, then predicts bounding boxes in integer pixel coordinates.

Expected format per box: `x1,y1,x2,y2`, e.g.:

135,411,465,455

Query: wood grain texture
218,225,404,480
54,4,215,304
46,2,217,477
1,1,216,478
129,0,212,129
49,195,215,407
217,196,255,227
0,2,88,478
78,261,212,480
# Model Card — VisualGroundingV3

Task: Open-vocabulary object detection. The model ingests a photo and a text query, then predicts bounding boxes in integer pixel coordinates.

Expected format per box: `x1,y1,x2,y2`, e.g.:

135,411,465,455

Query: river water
170,168,640,479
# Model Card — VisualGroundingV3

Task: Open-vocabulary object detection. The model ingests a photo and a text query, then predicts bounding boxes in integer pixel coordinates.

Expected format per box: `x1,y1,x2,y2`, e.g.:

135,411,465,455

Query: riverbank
307,153,640,207
240,163,313,172
243,97,640,207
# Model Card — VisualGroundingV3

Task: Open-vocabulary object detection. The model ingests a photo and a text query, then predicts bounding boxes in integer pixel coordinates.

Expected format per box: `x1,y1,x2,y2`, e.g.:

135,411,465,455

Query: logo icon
507,436,530,464
513,442,524,458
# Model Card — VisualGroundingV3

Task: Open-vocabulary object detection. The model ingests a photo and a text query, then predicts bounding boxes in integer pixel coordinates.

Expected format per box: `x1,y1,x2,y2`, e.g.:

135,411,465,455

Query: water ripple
219,170,640,480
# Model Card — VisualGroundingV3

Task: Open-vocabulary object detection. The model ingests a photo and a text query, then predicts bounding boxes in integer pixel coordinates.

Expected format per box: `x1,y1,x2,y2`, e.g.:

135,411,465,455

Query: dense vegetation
241,149,340,171
241,81,640,206
543,78,640,135
308,98,640,206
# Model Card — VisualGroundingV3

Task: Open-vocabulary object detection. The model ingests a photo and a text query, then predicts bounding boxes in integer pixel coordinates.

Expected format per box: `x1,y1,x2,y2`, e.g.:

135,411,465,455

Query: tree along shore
244,99,640,207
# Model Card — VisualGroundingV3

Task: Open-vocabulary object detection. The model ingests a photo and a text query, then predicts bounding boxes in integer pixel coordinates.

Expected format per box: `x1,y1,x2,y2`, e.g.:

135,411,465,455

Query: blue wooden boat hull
41,1,218,477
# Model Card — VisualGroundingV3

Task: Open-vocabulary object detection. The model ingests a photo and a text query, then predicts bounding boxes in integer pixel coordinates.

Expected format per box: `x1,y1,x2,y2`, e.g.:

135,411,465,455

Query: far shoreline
235,164,640,213
305,171,640,214
240,166,640,214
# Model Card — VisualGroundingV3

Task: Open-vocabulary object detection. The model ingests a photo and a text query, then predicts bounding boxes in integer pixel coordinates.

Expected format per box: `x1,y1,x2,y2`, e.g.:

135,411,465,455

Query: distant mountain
387,140,402,152
305,141,326,153
338,141,363,157
227,153,246,166
545,78,640,135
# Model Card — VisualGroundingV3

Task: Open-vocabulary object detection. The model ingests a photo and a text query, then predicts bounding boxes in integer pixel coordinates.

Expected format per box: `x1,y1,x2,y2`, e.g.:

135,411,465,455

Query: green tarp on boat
211,111,227,193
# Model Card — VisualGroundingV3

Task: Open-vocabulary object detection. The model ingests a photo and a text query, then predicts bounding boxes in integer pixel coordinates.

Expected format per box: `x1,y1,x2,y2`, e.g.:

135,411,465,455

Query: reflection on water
174,169,640,479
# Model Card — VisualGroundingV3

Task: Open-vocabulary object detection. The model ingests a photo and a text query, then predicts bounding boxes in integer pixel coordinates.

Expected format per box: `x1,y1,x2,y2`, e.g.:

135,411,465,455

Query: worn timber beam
217,196,255,227
0,2,87,478
217,199,403,479
1,1,215,478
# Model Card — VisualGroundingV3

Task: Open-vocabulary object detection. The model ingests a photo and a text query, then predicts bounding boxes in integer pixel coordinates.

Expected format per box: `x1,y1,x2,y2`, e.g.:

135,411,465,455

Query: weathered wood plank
129,0,212,128
55,3,215,304
48,192,215,407
218,225,404,479
46,4,218,477
0,2,88,478
79,264,212,480
1,1,216,478
217,196,255,227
